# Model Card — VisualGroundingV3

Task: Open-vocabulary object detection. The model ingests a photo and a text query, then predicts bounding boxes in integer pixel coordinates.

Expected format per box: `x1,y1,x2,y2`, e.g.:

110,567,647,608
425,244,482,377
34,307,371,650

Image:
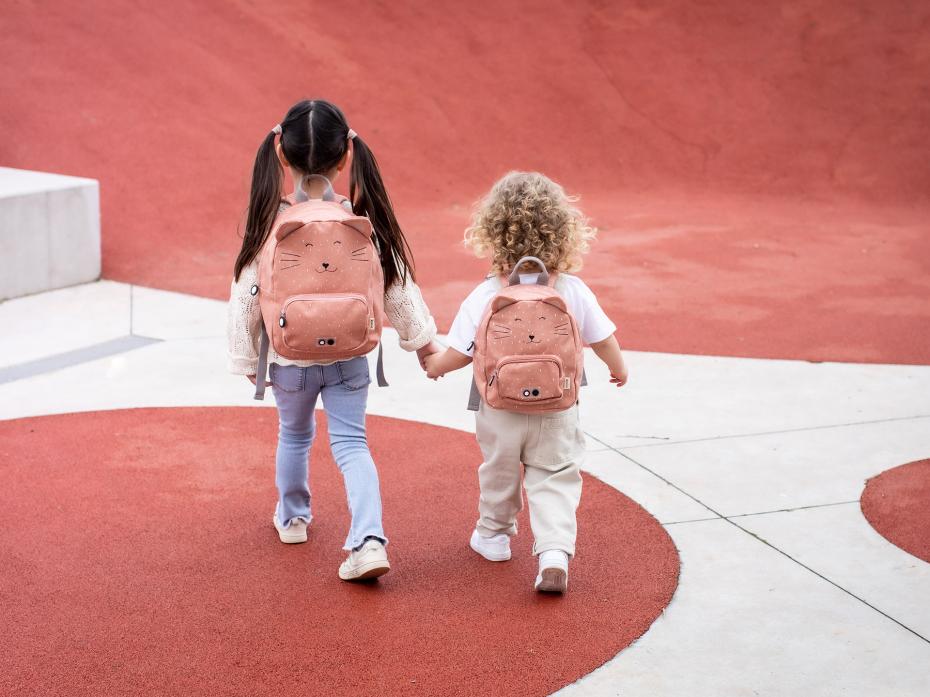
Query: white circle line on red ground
3,281,930,697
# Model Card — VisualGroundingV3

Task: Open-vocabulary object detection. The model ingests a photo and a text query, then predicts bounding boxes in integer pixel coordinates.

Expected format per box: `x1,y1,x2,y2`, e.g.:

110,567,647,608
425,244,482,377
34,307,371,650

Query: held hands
417,340,447,380
425,346,472,379
424,351,444,380
419,341,473,380
415,340,443,371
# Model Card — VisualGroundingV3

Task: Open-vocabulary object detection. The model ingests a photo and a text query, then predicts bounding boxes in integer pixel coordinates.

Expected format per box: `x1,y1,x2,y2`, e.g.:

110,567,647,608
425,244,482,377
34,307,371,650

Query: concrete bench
0,167,100,300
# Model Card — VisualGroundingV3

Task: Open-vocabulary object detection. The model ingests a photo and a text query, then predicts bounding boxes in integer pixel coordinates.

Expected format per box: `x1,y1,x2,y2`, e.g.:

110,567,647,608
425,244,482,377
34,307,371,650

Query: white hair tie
272,124,282,135
347,128,357,140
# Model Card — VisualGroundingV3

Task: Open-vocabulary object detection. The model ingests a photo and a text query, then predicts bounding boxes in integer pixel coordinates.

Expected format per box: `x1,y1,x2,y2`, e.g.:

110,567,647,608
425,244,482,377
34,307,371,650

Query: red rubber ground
861,459,930,564
0,408,679,696
2,2,929,363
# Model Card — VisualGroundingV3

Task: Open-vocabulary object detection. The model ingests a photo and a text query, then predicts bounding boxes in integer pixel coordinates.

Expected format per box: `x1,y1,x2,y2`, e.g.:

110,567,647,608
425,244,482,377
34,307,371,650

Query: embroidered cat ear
491,295,518,313
541,296,569,313
275,220,306,242
341,217,375,239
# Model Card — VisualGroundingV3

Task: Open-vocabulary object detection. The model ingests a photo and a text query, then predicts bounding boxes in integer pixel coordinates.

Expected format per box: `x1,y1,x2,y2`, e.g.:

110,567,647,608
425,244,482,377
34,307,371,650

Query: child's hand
424,346,472,380
590,335,628,390
424,352,443,380
416,340,443,371
247,374,271,387
609,366,628,388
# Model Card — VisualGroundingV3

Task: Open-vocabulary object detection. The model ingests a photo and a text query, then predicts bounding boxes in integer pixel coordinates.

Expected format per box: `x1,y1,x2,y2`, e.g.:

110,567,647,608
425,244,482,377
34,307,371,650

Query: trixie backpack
468,256,584,414
251,190,385,400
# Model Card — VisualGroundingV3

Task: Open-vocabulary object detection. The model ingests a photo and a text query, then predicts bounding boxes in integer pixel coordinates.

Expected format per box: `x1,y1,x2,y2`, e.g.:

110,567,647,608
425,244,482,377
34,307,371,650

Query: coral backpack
468,256,584,414
252,188,385,400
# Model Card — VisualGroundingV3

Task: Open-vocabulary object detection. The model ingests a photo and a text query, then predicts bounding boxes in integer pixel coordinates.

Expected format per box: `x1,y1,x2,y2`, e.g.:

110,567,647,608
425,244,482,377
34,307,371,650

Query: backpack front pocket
279,293,373,353
492,355,565,405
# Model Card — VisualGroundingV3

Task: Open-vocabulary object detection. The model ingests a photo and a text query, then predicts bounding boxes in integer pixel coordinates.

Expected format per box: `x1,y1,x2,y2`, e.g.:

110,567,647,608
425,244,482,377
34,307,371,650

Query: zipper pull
488,371,496,386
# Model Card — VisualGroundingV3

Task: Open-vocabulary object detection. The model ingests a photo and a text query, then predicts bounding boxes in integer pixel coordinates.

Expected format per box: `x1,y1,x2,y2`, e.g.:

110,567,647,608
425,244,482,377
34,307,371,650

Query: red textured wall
2,1,928,361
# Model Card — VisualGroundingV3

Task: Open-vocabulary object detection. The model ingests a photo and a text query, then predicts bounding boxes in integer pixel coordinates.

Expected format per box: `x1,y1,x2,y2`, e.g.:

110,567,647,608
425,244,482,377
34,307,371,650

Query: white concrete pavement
2,280,929,696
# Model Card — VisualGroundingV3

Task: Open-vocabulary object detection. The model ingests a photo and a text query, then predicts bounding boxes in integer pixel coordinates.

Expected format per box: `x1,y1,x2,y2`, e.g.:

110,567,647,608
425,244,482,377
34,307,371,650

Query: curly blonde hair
464,171,596,274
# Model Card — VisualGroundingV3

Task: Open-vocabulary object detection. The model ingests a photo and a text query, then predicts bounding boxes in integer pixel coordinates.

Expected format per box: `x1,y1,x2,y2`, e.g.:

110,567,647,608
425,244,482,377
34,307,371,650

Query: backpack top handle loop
507,256,549,286
293,174,336,203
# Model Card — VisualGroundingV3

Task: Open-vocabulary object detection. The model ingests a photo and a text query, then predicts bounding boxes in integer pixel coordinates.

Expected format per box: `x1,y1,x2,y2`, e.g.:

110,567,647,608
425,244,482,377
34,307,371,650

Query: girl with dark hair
227,99,440,581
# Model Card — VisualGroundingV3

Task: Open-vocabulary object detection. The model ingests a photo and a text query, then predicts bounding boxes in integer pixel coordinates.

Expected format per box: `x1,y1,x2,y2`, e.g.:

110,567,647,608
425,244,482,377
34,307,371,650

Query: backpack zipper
489,355,566,398
278,293,371,352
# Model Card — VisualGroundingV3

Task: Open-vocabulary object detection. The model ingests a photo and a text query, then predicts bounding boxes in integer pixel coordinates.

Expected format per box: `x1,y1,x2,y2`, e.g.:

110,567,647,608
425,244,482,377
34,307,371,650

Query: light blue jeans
270,356,386,550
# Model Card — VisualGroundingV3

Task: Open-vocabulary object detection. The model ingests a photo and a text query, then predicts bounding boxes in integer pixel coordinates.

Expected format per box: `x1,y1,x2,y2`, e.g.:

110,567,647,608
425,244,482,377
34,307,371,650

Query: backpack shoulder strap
254,322,270,401
549,273,587,387
466,276,505,411
375,343,388,387
467,377,481,411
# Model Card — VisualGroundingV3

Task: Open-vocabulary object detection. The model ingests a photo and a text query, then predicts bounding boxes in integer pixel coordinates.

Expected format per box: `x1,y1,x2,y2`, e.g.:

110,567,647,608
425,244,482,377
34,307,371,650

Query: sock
353,535,383,552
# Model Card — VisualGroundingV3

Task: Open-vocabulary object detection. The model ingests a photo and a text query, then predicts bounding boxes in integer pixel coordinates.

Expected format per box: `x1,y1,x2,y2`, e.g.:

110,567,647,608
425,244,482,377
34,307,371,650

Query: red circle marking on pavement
861,459,930,563
0,408,679,697
3,2,929,364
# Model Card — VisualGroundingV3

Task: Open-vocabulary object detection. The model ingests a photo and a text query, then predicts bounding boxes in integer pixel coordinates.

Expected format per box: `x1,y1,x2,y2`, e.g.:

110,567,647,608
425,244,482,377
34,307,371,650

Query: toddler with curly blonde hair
425,171,627,593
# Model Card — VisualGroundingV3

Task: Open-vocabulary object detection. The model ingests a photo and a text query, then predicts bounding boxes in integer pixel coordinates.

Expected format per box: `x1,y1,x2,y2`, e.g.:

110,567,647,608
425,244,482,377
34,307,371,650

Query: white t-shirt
446,273,617,357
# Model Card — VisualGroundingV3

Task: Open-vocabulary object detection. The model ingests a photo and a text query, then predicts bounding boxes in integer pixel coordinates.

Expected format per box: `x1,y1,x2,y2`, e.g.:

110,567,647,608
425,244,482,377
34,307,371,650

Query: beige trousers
474,402,585,557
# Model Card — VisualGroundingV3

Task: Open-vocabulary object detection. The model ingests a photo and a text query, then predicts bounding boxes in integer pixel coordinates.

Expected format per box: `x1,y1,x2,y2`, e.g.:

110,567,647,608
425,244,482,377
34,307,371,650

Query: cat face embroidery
490,300,570,348
277,227,371,273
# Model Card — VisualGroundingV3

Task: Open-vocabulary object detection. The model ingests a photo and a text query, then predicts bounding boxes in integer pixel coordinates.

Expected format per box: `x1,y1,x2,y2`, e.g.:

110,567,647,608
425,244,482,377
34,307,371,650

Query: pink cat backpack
468,256,584,414
251,189,385,400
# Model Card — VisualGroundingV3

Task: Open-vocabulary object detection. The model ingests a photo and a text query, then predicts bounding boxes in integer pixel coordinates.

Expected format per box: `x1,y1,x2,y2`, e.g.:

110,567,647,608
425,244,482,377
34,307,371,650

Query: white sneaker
470,528,512,561
339,539,391,581
273,512,308,544
535,550,569,592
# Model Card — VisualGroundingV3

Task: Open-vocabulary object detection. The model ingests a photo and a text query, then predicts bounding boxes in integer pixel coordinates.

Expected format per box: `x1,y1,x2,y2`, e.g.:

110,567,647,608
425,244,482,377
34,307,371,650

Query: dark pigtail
350,136,416,288
235,99,413,289
234,130,283,280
